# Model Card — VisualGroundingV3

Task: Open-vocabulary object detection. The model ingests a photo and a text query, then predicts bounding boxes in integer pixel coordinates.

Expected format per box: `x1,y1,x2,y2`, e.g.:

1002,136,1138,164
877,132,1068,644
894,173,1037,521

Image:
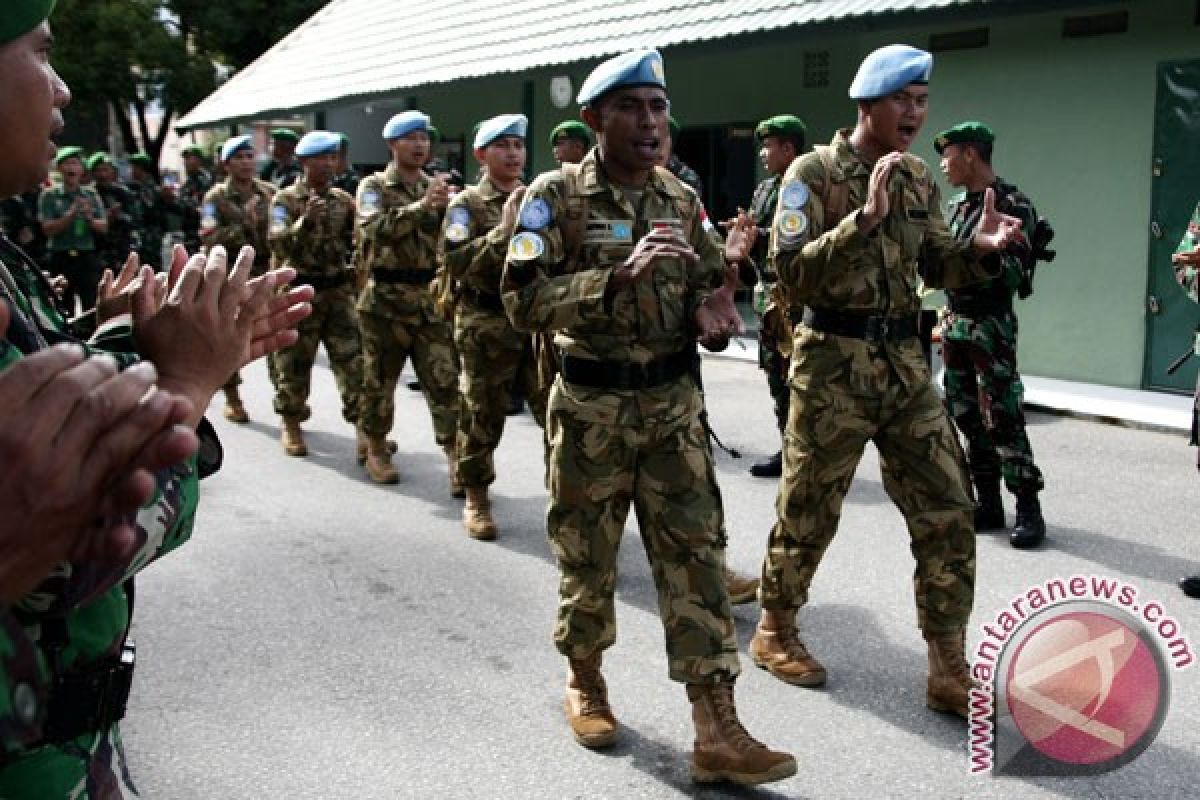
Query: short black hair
966,141,993,165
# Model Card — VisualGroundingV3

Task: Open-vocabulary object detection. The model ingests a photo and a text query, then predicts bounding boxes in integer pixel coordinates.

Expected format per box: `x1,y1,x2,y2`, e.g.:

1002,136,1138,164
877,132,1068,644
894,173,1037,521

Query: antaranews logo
968,574,1193,776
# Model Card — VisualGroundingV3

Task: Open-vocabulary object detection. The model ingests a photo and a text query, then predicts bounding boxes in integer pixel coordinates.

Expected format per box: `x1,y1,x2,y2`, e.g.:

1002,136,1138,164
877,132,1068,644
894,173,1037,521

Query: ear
473,147,487,166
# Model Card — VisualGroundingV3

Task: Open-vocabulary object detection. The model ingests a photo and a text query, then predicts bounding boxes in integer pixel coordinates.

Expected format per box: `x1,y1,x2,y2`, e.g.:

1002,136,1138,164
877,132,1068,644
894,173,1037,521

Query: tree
52,0,326,169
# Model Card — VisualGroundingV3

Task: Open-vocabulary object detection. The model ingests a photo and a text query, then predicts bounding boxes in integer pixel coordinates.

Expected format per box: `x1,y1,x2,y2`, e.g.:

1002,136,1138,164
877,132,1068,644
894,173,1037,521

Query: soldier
355,111,460,487
260,127,303,189
179,143,213,253
269,130,364,457
502,49,795,786
200,134,278,423
38,146,107,313
126,152,170,270
550,120,591,166
0,190,45,268
747,114,806,479
749,45,1022,720
1173,198,1199,598
333,133,361,197
935,121,1048,549
87,151,139,272
439,113,546,540
664,115,704,197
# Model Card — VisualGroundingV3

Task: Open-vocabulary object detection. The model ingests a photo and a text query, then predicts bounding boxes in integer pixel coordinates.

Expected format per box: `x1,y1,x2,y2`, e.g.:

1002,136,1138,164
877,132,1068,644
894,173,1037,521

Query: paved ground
124,354,1200,799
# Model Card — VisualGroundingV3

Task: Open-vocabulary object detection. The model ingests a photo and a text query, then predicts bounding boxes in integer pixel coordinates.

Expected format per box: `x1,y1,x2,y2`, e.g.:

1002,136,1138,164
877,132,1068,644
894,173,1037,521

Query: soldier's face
587,87,669,174
760,136,796,176
0,22,70,197
59,157,83,187
183,153,202,173
552,137,587,165
302,152,337,185
226,149,257,181
92,162,116,184
389,130,431,169
939,143,970,187
272,139,295,161
865,85,929,153
479,136,526,183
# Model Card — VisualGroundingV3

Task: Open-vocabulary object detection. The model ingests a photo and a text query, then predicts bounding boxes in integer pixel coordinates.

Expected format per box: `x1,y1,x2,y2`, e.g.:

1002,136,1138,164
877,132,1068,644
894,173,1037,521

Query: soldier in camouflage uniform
260,128,303,189
126,153,166,271
439,114,546,540
333,134,361,198
1173,199,1200,598
179,144,213,254
750,46,1023,720
200,135,278,423
935,122,1047,549
663,115,703,197
355,111,460,487
87,153,139,273
269,130,364,457
747,114,806,479
502,49,795,787
550,120,591,166
38,147,106,313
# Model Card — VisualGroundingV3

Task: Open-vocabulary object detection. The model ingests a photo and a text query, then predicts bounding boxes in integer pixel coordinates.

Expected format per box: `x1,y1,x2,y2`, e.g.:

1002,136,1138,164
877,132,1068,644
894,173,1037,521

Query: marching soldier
38,146,106,312
179,143,213,253
550,120,591,166
126,152,166,270
268,130,364,456
87,152,139,272
260,127,303,189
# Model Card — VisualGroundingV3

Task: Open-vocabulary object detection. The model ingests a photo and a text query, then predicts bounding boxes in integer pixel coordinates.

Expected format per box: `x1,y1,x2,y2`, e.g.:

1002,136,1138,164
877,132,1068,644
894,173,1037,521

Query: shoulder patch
447,206,470,226
775,209,808,246
518,197,552,231
444,221,469,244
780,181,810,210
359,188,382,215
508,231,545,261
270,203,289,233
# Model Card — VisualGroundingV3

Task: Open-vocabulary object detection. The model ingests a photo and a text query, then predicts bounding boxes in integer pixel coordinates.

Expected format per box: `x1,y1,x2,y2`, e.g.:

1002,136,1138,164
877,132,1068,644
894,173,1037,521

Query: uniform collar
476,176,514,201
580,149,686,203
383,162,427,188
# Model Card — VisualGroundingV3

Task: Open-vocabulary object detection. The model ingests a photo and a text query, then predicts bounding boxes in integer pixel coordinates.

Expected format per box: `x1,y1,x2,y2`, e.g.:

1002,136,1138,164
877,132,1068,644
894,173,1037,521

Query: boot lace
574,664,609,715
711,684,761,753
777,627,814,662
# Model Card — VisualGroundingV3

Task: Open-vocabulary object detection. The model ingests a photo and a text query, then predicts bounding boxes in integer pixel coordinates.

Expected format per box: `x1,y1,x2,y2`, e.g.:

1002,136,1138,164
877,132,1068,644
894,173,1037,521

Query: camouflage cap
549,120,591,148
0,0,55,45
933,121,995,154
54,145,84,165
755,115,807,145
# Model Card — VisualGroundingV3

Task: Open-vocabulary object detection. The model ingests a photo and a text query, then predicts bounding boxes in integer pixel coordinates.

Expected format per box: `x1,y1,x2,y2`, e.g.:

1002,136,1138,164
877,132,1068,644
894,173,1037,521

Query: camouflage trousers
222,354,279,393
273,284,362,424
760,354,976,634
942,313,1044,495
0,723,137,799
546,374,741,684
453,305,546,488
358,292,460,447
758,314,791,434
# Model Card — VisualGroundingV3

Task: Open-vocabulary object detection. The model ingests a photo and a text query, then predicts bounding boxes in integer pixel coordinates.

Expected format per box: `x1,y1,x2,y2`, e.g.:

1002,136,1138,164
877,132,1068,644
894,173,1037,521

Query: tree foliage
52,0,327,168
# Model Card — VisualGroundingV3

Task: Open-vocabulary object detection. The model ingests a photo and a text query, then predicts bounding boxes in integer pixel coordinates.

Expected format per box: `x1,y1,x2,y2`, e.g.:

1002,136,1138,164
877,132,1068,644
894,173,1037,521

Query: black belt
372,268,435,286
40,641,136,745
946,296,1012,317
801,307,918,343
296,271,352,291
460,286,504,312
560,348,693,390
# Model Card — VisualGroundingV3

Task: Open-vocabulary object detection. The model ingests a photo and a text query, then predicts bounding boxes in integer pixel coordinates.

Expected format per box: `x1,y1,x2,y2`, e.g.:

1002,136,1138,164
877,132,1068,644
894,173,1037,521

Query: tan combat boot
724,568,760,605
222,386,248,423
280,418,307,457
462,487,497,540
363,434,399,484
925,628,977,719
564,653,618,748
748,609,826,687
444,445,465,498
687,680,797,786
355,430,397,465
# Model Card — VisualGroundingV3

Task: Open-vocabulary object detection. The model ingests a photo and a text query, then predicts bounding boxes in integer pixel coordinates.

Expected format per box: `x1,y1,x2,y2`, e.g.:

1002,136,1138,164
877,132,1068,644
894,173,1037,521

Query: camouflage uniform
440,177,545,490
268,177,363,425
38,182,105,312
179,168,213,254
356,165,460,447
126,178,165,271
666,153,703,198
260,158,302,190
0,234,202,799
92,181,139,272
501,153,740,683
749,173,791,435
942,179,1044,497
760,130,997,635
0,192,46,268
200,176,278,393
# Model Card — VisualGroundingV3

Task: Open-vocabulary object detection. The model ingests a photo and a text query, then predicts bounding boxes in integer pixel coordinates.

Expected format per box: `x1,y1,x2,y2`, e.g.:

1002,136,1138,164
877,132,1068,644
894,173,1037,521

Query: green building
178,0,1200,396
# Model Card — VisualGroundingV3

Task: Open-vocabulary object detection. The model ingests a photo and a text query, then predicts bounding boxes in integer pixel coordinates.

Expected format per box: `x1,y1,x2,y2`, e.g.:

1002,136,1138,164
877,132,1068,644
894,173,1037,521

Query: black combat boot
972,477,1005,531
1010,491,1046,549
750,450,782,478
1180,575,1200,599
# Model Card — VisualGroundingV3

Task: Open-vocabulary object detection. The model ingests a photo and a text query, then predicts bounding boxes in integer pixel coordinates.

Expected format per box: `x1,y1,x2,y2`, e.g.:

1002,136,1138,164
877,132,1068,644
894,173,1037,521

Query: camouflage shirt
749,173,781,279
1176,200,1200,303
268,177,356,276
357,164,441,272
180,168,214,245
439,176,513,296
200,177,277,270
502,150,723,364
944,178,1036,305
260,158,302,190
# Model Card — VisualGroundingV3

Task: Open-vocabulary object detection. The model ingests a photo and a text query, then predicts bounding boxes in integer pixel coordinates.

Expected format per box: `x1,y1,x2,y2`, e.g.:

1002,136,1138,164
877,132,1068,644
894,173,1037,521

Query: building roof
177,0,1013,130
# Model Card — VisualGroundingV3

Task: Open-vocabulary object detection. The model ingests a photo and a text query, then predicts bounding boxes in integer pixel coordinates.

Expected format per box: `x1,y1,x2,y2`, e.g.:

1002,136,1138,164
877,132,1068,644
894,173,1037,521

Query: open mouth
634,137,660,159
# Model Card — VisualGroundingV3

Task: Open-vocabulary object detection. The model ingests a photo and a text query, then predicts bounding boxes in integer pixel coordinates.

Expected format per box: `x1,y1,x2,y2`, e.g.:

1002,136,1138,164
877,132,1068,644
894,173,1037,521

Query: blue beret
220,135,254,162
473,114,528,149
383,111,430,140
577,49,666,106
848,44,933,100
295,130,342,157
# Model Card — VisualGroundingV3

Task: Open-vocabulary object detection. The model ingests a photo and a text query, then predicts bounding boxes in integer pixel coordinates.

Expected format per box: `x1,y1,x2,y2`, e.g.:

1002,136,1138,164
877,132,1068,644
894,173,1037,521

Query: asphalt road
123,353,1200,799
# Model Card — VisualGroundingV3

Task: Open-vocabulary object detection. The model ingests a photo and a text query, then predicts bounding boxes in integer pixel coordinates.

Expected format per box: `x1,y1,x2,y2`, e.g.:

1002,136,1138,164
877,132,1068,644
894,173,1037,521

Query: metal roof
177,0,1005,130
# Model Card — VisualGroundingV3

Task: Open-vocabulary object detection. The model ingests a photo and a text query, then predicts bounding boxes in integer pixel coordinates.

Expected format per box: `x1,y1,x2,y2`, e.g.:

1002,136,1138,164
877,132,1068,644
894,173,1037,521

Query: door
1144,60,1200,392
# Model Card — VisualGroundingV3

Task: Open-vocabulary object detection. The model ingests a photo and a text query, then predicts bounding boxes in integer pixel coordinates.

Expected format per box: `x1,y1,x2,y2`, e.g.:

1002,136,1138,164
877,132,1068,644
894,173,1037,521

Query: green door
1145,60,1200,392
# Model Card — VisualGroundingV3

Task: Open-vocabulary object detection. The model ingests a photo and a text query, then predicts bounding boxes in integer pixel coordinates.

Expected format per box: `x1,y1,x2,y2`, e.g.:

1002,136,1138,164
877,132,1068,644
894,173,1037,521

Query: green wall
325,0,1200,389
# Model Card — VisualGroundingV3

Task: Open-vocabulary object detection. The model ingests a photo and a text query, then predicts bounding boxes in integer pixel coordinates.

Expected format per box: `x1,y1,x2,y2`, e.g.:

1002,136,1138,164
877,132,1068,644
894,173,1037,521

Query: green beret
667,115,680,137
86,152,112,171
934,121,995,154
128,152,153,169
549,120,591,148
181,144,205,158
755,115,807,145
54,145,83,165
0,0,56,45
270,128,300,143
